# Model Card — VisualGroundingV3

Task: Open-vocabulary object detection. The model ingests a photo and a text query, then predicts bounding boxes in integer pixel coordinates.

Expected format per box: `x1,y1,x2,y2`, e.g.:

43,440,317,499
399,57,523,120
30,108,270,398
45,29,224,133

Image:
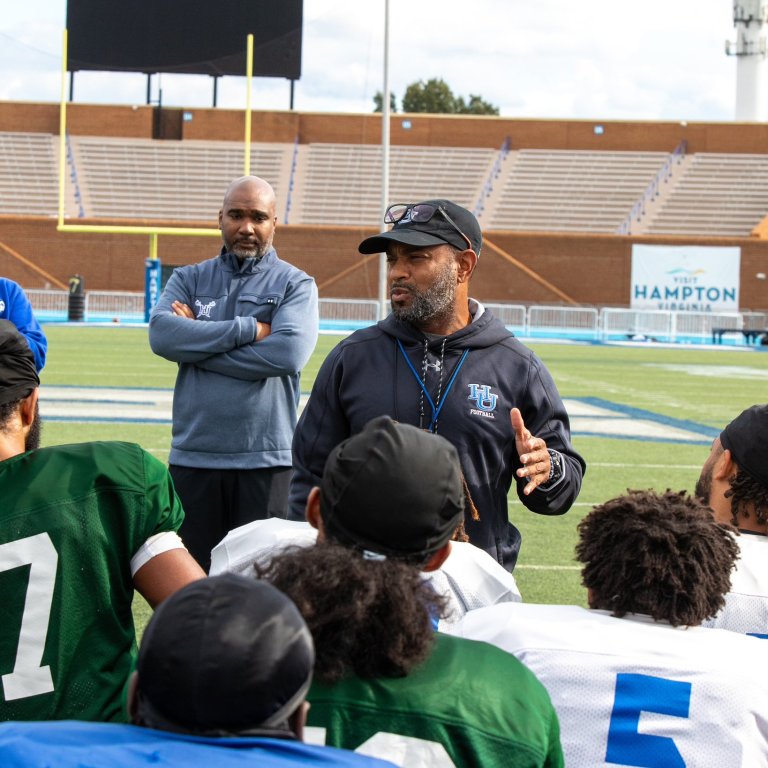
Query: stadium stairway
628,155,694,235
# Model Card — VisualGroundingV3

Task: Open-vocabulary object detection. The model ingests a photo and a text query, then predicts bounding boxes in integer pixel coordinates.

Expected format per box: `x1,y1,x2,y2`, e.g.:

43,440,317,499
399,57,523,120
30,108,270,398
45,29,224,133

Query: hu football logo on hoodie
468,384,497,419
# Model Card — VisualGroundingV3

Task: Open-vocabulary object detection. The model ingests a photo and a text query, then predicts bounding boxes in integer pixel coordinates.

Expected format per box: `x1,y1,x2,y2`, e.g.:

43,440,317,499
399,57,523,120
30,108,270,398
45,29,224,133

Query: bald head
219,176,277,261
223,176,276,208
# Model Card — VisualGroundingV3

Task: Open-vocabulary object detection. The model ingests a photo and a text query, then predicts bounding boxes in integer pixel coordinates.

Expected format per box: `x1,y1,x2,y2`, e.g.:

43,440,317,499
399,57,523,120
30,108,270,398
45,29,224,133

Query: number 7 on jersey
0,533,58,701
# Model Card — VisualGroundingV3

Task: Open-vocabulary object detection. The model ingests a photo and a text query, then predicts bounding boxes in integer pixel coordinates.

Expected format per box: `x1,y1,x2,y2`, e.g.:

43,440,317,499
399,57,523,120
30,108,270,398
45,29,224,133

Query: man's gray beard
231,239,272,261
391,261,457,327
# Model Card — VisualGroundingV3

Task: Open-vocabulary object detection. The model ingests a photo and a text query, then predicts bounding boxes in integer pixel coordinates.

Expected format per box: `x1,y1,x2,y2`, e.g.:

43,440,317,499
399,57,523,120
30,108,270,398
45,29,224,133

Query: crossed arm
170,299,271,340
149,271,319,382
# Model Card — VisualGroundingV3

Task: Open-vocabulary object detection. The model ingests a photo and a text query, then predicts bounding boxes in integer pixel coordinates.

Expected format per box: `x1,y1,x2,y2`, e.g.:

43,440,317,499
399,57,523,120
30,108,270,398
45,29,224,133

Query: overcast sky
0,1,742,122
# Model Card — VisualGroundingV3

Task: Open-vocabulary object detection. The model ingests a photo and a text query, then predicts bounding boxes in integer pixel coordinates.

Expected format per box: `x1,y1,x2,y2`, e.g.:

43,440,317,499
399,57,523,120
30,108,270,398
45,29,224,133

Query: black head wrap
720,404,768,489
0,320,39,406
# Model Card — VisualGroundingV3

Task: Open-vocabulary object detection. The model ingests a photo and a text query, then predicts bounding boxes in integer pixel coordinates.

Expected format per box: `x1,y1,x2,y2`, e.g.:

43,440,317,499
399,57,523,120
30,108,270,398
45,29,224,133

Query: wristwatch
547,449,563,483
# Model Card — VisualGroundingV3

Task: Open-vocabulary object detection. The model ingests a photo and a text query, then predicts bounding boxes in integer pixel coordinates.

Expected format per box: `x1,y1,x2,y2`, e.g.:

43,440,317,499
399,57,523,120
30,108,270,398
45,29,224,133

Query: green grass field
37,325,768,616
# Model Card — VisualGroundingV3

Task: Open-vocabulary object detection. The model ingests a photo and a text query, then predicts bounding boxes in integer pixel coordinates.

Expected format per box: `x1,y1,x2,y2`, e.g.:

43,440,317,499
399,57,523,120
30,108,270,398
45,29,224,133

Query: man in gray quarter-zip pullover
150,176,319,571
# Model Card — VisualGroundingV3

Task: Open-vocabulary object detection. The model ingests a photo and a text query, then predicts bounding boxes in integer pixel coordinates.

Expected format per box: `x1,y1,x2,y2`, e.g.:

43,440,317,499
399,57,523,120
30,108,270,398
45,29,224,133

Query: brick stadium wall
1,216,766,309
181,108,302,142
5,100,768,153
0,102,154,137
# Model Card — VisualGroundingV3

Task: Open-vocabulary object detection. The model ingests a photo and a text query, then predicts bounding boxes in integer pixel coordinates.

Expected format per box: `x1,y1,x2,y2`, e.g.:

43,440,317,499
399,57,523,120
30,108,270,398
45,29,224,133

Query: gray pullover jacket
149,248,318,470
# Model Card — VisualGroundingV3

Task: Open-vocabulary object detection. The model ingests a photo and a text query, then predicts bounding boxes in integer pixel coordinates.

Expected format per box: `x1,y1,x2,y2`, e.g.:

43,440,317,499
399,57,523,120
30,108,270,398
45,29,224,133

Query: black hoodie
289,309,586,571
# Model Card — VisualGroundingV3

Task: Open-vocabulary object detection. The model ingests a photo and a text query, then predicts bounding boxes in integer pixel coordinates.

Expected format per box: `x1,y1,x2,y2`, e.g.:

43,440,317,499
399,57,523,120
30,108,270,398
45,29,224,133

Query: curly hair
576,489,739,626
254,542,446,684
725,468,768,527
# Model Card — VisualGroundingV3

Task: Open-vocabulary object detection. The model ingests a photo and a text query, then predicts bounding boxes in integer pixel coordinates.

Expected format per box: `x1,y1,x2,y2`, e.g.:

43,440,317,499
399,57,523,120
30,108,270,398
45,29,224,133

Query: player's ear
19,388,38,427
456,249,477,284
422,541,451,572
715,448,735,480
306,487,324,536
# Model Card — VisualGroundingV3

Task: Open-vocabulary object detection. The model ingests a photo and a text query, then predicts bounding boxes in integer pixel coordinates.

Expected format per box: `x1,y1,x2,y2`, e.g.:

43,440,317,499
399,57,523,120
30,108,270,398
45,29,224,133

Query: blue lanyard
396,339,469,432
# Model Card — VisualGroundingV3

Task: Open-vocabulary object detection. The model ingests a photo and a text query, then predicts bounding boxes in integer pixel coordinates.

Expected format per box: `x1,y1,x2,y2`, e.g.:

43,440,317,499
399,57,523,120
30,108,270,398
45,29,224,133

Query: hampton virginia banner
631,245,741,313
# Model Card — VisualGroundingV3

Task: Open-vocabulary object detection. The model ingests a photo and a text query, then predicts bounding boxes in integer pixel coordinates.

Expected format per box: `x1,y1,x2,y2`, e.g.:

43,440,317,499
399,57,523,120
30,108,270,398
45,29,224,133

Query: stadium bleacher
642,153,768,237
70,137,293,221
0,132,59,215
488,149,670,233
292,143,495,225
2,129,768,240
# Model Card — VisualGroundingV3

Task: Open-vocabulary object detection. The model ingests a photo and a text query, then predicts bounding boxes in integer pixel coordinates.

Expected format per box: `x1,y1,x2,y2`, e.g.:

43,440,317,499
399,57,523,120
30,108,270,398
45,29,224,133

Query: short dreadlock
725,467,768,527
577,489,739,626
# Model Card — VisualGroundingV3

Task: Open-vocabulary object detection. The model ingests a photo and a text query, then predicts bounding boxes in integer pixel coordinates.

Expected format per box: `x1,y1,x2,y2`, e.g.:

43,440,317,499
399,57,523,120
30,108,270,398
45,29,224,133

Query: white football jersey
450,603,768,767
209,518,521,626
210,518,317,575
702,532,768,636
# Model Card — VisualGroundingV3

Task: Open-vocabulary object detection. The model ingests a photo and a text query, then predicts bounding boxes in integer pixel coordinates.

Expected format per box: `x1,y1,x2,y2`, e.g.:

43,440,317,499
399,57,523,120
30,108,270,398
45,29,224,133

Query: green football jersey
307,633,564,768
0,441,185,723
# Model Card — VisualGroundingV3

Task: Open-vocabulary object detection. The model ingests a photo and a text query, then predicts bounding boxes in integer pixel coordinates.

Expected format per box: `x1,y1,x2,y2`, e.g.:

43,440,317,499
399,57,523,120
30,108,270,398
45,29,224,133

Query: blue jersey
0,721,398,767
0,279,47,372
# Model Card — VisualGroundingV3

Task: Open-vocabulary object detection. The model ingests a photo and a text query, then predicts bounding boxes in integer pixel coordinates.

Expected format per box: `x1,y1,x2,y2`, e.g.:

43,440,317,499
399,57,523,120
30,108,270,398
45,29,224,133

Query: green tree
401,78,457,114
456,94,499,116
396,78,499,115
373,91,398,113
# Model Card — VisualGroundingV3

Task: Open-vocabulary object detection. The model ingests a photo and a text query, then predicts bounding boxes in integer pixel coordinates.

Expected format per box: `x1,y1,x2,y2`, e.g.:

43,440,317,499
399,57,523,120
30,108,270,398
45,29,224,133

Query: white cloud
0,0,748,121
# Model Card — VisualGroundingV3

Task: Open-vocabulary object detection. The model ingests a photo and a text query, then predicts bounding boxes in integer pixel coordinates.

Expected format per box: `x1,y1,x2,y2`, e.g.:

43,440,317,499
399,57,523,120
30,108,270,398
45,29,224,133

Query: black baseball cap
0,319,38,405
135,574,314,737
720,404,768,488
320,416,465,565
358,199,482,255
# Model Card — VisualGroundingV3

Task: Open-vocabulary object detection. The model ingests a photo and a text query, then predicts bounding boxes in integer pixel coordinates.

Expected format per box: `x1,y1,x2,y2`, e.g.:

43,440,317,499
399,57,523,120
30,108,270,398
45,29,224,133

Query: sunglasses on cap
384,203,473,251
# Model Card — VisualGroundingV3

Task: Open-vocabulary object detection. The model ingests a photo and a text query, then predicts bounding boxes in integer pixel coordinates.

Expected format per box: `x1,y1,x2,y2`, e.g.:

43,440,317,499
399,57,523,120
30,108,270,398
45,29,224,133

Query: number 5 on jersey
607,672,691,768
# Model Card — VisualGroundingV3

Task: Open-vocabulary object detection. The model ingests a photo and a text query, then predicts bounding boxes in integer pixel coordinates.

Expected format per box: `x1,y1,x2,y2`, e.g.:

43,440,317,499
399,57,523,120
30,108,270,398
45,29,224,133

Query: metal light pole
378,0,391,319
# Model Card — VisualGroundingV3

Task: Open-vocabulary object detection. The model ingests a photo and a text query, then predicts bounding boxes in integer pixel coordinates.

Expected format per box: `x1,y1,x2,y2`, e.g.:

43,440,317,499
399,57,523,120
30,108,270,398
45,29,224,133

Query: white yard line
588,462,703,469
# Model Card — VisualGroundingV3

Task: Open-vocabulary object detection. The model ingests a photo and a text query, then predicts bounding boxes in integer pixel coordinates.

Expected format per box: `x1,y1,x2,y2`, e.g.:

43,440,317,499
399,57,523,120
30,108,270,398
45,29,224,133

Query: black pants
169,464,291,572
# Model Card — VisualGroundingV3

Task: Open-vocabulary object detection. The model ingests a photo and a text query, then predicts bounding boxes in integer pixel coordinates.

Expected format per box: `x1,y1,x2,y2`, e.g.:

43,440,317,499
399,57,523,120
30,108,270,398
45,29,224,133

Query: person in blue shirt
0,278,46,372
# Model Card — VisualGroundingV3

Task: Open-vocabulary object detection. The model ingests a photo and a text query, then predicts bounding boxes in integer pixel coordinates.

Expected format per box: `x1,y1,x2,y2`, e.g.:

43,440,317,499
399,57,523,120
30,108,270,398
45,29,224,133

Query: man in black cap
0,574,394,767
695,403,768,634
289,199,585,571
260,416,564,768
0,319,205,723
129,574,314,738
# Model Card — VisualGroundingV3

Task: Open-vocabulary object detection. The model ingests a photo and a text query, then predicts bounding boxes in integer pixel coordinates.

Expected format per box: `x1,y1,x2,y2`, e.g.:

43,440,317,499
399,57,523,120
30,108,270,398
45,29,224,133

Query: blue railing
283,135,300,224
617,140,688,235
65,133,85,218
474,136,511,218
